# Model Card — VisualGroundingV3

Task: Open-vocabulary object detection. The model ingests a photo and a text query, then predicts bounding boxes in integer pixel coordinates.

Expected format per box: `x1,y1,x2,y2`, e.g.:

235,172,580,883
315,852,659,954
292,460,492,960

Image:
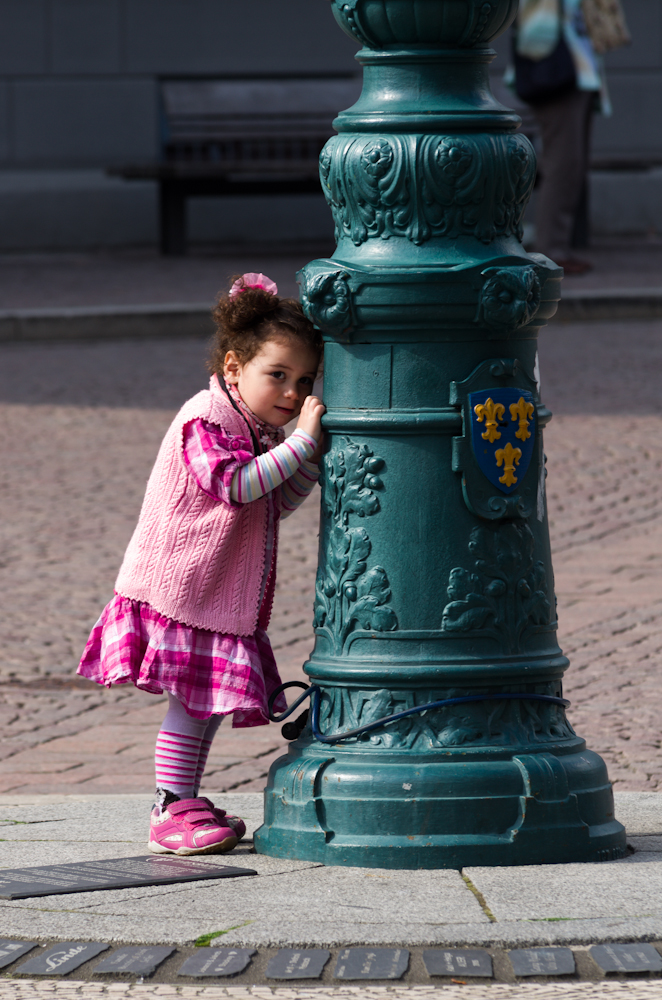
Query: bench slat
161,78,361,147
162,78,361,116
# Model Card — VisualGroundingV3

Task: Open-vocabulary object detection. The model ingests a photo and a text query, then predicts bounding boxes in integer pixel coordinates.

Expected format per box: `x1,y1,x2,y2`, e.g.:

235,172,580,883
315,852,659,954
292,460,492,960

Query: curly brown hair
209,276,323,377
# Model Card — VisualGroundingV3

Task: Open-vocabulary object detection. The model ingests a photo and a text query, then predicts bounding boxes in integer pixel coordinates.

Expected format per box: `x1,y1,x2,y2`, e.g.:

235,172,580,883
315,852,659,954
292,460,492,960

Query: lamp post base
255,0,627,872
254,744,626,869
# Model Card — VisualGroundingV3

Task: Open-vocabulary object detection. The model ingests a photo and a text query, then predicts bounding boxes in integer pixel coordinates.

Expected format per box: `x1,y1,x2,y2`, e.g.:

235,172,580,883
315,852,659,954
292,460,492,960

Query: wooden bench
110,77,361,255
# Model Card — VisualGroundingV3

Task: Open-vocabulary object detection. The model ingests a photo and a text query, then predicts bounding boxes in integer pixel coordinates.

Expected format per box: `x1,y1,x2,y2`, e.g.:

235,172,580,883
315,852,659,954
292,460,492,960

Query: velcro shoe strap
198,797,226,819
168,799,216,825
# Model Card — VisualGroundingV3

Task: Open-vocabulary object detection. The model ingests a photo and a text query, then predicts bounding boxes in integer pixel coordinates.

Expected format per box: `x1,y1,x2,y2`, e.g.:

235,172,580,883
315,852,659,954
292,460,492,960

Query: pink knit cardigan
115,375,275,636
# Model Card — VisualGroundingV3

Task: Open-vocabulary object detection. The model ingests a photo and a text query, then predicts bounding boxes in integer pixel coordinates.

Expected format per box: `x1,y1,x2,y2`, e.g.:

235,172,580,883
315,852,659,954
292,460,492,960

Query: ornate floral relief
329,0,518,50
460,1,497,46
332,0,381,47
475,265,541,332
299,267,353,337
314,438,398,652
316,683,574,750
319,132,535,247
441,522,552,652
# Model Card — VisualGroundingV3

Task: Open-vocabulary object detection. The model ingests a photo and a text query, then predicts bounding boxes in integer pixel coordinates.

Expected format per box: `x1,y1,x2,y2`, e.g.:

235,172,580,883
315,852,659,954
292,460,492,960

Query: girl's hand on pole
297,395,325,442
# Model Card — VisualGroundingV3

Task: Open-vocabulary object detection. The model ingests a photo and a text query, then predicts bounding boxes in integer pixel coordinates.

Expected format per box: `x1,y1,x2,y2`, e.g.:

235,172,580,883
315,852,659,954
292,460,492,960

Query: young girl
78,273,324,856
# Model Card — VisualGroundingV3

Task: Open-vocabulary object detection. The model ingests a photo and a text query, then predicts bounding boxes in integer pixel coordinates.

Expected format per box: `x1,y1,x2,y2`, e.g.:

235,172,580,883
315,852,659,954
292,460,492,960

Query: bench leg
159,182,187,255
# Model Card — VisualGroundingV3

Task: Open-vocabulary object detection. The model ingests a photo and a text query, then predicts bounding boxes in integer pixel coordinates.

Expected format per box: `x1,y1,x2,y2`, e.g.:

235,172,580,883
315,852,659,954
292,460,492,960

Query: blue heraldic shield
469,388,536,495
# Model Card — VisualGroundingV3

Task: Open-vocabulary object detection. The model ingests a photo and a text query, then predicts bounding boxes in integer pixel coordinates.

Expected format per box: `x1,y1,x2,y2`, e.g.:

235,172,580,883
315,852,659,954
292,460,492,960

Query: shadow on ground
0,319,661,412
0,337,212,408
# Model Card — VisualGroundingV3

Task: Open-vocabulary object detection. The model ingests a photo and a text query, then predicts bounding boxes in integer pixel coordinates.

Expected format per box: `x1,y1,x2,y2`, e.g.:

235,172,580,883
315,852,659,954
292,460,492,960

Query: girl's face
224,332,320,427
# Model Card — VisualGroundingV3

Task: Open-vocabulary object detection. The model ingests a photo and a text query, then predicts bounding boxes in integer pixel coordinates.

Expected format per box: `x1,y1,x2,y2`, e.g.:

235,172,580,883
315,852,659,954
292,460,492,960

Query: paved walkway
0,246,327,311
2,983,662,999
3,985,662,998
0,237,660,313
0,790,657,946
1,314,661,794
1,251,662,997
0,791,656,994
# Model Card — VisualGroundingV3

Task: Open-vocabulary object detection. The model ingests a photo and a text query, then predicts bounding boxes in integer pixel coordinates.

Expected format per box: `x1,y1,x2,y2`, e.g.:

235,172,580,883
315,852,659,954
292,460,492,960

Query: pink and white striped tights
154,693,222,799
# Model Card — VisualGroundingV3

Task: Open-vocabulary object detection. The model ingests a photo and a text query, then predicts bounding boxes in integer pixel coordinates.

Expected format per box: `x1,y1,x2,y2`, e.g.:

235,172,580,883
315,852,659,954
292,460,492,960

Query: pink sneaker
148,798,238,856
198,797,247,841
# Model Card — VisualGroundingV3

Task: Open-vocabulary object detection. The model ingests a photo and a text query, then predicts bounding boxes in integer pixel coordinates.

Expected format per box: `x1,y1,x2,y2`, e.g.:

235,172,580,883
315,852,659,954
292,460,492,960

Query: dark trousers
533,88,594,260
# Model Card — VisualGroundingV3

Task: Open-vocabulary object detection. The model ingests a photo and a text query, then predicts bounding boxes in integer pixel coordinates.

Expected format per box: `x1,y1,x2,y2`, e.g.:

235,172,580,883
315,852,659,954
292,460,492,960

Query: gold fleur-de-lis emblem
510,396,535,442
495,441,522,486
474,397,505,444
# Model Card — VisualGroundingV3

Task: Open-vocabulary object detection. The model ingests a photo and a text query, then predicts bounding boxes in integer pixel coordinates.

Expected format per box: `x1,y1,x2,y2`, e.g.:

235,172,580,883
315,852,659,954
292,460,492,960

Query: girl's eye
299,376,313,386
270,371,286,380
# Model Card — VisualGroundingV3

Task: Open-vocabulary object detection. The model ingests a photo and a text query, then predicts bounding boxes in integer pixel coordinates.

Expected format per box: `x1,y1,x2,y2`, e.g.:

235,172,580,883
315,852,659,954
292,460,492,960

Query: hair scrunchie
229,273,279,298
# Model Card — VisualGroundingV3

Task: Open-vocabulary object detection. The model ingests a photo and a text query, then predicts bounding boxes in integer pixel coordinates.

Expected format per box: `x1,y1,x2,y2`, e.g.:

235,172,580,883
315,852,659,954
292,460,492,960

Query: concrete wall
0,0,359,168
0,0,359,249
0,0,659,249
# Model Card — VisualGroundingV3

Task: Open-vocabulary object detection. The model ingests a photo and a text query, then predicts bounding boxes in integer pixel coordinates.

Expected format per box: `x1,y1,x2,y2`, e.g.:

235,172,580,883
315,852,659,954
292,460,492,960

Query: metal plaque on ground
16,943,110,976
509,948,575,977
93,947,175,977
334,949,409,980
0,856,256,899
423,949,493,978
267,949,331,979
177,948,256,977
0,942,37,969
590,943,662,973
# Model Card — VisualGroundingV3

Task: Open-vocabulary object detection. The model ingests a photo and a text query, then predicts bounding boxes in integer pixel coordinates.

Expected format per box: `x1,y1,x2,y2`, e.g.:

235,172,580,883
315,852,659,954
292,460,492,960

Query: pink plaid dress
77,416,288,725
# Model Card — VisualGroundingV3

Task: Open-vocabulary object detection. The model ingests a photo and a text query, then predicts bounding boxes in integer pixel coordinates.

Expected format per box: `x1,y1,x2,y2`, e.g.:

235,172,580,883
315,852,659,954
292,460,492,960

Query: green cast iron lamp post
254,0,626,868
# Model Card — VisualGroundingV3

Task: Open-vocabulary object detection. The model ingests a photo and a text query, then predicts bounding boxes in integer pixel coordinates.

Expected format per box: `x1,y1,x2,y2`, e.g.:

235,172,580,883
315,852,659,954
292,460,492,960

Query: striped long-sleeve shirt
231,429,319,518
182,419,319,518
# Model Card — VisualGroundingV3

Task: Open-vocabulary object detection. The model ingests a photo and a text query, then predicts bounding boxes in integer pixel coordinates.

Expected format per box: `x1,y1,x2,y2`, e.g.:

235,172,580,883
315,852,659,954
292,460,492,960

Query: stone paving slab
3,940,662,991
464,862,662,924
209,917,662,952
0,793,657,950
607,796,662,837
0,871,484,949
0,794,264,843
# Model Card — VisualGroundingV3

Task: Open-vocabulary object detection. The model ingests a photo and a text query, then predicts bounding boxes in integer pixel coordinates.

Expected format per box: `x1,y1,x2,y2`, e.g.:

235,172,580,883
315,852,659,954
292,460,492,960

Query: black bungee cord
268,681,570,745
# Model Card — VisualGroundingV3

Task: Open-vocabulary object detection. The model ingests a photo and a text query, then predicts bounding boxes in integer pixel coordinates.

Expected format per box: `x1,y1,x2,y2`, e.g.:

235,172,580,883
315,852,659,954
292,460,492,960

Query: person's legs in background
533,88,595,273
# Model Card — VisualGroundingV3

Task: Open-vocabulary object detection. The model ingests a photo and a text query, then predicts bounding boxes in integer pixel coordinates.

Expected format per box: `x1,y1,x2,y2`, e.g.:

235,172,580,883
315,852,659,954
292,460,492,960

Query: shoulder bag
513,0,577,105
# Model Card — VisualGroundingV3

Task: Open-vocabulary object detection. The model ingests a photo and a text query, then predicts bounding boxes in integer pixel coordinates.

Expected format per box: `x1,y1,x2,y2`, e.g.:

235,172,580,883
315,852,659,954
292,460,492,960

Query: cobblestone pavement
1,982,662,999
0,319,660,794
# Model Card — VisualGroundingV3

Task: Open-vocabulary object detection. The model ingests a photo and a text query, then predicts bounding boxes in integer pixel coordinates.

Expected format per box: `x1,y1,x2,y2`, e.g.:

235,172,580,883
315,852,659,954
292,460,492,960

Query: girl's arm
184,395,325,508
280,458,320,519
230,430,317,503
